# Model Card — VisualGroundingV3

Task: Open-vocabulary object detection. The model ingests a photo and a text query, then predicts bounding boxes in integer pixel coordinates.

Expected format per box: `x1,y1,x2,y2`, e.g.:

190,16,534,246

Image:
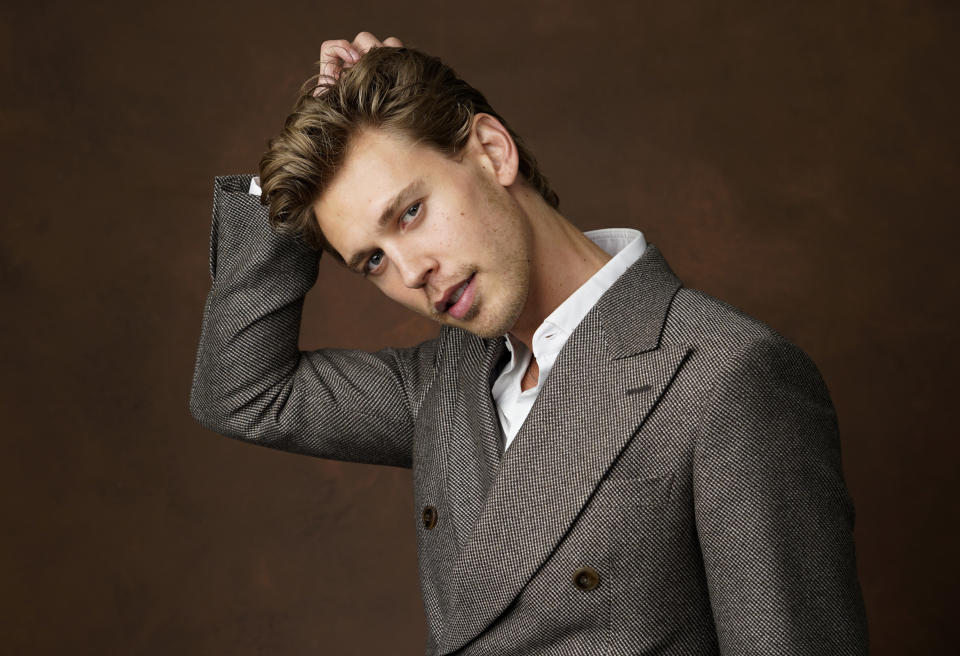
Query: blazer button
572,566,600,591
422,505,438,530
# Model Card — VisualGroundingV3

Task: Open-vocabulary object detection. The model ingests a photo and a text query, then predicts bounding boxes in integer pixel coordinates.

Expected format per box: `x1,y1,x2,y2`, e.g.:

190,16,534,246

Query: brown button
572,566,600,591
422,505,438,530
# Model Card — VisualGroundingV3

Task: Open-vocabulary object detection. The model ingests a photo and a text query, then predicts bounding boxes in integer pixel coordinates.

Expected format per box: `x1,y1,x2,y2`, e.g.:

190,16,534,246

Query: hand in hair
313,31,404,97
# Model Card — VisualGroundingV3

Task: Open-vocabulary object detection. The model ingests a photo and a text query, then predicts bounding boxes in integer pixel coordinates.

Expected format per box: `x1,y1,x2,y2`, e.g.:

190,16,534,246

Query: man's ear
470,113,519,187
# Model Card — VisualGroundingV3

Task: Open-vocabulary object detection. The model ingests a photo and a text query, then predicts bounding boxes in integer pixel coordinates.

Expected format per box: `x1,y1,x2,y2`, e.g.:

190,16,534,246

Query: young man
190,32,868,655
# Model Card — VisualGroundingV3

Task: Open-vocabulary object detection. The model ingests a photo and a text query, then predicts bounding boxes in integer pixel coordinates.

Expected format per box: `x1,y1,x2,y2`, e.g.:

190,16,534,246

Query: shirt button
572,565,600,591
422,505,438,530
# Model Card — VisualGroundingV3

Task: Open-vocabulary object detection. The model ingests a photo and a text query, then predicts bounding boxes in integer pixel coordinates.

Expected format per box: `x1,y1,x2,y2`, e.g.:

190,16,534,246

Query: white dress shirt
492,228,647,451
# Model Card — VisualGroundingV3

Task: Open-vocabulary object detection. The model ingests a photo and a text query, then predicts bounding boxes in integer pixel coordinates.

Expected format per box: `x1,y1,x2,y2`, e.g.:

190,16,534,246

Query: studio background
2,1,956,653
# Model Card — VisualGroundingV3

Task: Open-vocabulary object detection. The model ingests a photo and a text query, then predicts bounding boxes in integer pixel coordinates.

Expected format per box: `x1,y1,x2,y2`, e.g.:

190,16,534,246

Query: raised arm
693,335,869,654
189,175,439,468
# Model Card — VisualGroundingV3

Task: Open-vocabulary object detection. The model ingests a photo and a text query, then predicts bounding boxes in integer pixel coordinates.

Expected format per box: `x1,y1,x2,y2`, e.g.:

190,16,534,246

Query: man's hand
313,31,404,96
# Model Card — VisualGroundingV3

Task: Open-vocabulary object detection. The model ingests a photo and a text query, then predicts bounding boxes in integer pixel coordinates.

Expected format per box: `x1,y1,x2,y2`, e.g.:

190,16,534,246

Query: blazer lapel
445,336,509,549
437,244,692,654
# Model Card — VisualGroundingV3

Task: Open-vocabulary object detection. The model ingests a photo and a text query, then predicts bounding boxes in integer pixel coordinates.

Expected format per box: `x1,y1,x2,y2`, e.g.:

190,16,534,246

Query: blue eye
401,202,421,226
362,202,421,276
365,251,383,274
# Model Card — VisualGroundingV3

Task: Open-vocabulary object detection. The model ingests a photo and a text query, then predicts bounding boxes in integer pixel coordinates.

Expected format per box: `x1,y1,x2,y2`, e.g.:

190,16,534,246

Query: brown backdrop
2,1,957,653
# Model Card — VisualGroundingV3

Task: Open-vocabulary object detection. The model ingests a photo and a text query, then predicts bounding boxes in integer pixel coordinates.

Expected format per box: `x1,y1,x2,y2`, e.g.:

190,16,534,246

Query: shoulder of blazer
665,286,802,359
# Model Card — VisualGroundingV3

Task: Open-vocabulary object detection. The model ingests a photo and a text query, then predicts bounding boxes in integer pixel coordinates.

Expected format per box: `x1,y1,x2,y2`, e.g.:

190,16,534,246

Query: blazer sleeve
188,175,440,468
692,335,869,655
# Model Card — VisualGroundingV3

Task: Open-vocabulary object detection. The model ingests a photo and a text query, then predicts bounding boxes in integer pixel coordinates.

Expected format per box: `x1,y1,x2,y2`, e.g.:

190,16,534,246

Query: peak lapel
437,244,692,653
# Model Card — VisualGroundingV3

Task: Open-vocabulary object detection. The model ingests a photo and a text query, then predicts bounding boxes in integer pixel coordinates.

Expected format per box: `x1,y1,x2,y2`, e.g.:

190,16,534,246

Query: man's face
312,123,532,338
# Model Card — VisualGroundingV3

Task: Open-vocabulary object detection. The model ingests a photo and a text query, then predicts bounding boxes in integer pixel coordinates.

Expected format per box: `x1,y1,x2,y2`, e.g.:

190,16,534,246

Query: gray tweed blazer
190,175,868,655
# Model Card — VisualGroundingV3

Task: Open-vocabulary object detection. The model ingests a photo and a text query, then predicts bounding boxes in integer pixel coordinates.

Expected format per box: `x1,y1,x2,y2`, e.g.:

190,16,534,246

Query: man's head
258,46,560,337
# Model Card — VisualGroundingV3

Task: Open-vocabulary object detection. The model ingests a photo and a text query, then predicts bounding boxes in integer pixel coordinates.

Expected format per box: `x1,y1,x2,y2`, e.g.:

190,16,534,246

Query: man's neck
507,190,611,353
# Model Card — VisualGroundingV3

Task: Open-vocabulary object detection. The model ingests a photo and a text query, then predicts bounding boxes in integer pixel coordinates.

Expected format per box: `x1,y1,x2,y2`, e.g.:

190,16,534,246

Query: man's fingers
312,33,405,97
319,38,361,62
318,40,360,78
312,39,363,97
321,45,358,76
351,31,384,54
311,74,337,97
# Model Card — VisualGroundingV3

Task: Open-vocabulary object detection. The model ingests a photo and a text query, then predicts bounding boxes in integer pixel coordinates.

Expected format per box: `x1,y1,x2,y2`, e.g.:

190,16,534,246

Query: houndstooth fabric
191,175,868,655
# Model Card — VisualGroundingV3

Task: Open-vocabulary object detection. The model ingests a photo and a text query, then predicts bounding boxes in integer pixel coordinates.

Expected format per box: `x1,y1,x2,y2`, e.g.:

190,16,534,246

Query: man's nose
394,251,435,289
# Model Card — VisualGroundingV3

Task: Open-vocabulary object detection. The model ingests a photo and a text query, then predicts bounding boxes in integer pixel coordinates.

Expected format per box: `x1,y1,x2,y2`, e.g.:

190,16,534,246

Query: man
190,32,868,655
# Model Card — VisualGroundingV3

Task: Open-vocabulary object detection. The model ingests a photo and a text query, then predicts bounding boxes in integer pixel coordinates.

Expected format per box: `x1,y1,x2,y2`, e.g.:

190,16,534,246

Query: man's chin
434,305,499,338
441,310,489,336
459,324,504,339
450,306,524,340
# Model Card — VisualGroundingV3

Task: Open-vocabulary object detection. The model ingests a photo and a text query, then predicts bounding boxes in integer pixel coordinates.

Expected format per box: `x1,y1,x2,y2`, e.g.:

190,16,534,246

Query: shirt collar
504,228,647,361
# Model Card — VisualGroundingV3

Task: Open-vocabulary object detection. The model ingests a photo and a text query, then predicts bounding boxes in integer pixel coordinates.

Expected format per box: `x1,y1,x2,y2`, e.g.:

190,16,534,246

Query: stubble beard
467,186,533,338
445,173,533,338
461,245,531,339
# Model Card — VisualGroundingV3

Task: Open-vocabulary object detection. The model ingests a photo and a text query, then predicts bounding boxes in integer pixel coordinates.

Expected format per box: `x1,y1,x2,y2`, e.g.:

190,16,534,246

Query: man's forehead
343,126,426,175
314,129,427,216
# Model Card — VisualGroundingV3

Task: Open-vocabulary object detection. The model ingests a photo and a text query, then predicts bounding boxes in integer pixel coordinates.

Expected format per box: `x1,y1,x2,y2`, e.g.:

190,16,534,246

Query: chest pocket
606,472,676,508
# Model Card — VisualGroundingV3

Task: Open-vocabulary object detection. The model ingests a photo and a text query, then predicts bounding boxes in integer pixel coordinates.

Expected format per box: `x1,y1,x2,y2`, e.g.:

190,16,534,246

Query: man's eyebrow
344,177,427,273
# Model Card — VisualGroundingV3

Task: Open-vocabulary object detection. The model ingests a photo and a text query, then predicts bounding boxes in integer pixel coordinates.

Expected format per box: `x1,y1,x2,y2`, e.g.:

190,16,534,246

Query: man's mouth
448,279,469,306
437,273,476,318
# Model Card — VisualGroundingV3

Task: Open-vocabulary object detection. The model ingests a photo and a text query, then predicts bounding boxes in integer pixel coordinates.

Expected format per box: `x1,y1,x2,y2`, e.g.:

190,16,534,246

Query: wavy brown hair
257,46,559,261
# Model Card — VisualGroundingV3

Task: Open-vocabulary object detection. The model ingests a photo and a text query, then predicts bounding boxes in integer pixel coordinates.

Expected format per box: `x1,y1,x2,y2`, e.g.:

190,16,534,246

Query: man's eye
364,251,384,274
400,202,422,227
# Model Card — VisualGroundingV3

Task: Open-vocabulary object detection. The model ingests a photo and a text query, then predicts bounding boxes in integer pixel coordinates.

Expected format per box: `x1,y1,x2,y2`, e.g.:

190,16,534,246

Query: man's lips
434,274,475,314
446,274,477,320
